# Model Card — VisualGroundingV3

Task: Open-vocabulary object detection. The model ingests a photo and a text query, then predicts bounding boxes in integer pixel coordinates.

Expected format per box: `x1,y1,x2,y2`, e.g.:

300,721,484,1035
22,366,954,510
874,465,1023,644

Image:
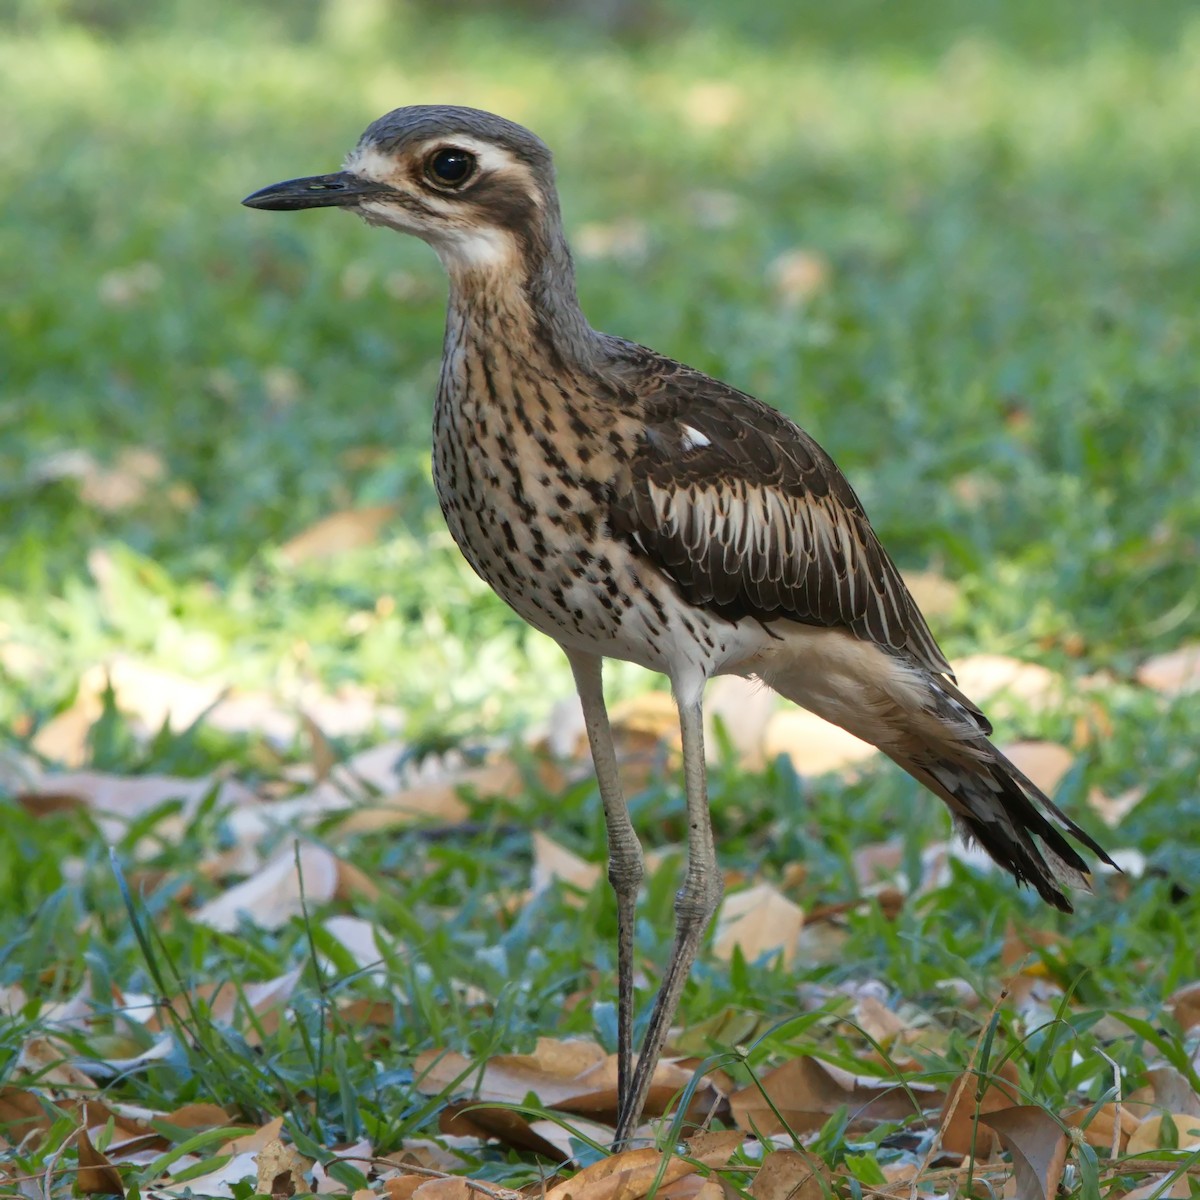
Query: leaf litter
6,627,1200,1199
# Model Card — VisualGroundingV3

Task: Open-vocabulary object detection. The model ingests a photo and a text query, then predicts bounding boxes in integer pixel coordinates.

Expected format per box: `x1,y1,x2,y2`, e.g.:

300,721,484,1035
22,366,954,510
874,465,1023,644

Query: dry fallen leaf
410,1179,474,1200
1145,1065,1200,1118
332,758,512,836
1120,1174,1194,1200
1087,785,1146,828
439,1104,580,1162
543,1133,742,1200
19,769,257,843
731,1055,937,1137
383,1176,427,1200
852,994,913,1050
705,675,777,770
950,655,1063,716
530,831,603,898
0,1086,53,1143
712,883,804,967
279,506,398,564
191,844,352,931
1136,643,1200,696
981,1105,1068,1200
902,570,961,619
748,1148,828,1200
75,1124,126,1196
1126,1111,1200,1155
147,968,303,1046
934,1061,1021,1158
1063,1102,1138,1152
762,709,877,777
17,1035,98,1090
414,1038,721,1128
255,1137,311,1198
999,742,1074,796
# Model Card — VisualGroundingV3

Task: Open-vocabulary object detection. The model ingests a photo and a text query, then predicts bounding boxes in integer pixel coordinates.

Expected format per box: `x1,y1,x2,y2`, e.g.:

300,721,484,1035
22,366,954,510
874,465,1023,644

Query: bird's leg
565,649,644,1137
612,692,723,1149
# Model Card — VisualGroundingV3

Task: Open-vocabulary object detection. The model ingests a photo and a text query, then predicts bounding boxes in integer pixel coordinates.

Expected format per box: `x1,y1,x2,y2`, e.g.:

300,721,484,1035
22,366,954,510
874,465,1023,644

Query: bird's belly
435,469,758,682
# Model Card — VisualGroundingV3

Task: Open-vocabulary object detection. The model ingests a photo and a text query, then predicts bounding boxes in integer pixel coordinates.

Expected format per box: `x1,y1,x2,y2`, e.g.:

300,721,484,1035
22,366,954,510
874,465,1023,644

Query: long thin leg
565,649,644,1136
612,691,723,1149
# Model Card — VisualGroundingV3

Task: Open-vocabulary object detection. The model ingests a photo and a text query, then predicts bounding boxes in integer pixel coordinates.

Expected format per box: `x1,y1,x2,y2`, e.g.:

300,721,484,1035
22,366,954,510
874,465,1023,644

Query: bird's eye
426,148,476,188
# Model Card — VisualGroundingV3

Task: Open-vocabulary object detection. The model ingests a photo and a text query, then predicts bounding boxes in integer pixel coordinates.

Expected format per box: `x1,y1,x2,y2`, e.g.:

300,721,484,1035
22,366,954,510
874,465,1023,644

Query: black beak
241,171,398,211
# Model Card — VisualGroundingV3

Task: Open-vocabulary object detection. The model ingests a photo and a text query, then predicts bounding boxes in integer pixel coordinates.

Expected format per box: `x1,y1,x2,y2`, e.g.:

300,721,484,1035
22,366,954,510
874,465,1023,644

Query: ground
1,1,1198,1197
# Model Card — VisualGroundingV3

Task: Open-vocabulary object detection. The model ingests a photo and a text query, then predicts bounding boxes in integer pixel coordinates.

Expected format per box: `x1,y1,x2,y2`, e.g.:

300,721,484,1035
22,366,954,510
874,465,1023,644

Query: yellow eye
426,148,476,188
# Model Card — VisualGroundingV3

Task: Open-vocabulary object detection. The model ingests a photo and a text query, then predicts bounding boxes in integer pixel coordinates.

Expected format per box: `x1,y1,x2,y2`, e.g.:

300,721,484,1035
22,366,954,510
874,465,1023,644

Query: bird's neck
439,218,602,371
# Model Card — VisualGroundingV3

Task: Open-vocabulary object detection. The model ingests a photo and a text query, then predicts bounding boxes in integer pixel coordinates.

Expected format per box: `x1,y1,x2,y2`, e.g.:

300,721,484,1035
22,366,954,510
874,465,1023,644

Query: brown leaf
950,655,1063,716
1168,983,1200,1034
413,1039,720,1126
301,712,338,783
935,1061,1021,1158
531,832,603,899
543,1148,698,1200
730,1055,938,1137
333,759,513,836
384,1177,427,1200
75,1125,126,1196
1000,741,1074,796
902,570,961,619
852,995,912,1049
173,969,301,1036
17,1035,97,1090
1136,644,1200,696
411,1180,474,1200
1126,1111,1200,1155
279,506,398,565
981,1105,1068,1200
1086,785,1146,828
1120,1174,1193,1200
255,1138,311,1198
191,844,341,931
763,710,877,777
705,676,777,770
158,1103,235,1131
1145,1065,1200,1117
1063,1103,1138,1153
19,769,256,842
748,1148,828,1200
712,884,804,967
683,1130,746,1166
0,1086,52,1142
439,1103,569,1161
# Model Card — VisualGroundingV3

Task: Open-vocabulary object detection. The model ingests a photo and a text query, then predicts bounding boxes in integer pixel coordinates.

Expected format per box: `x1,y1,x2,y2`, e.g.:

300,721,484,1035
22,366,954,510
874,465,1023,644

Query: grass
1,1,1199,1195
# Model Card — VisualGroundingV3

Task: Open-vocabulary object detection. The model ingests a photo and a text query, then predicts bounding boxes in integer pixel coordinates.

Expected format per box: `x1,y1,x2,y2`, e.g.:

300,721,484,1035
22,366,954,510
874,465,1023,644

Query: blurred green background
1,0,1198,743
2,2,1200,1171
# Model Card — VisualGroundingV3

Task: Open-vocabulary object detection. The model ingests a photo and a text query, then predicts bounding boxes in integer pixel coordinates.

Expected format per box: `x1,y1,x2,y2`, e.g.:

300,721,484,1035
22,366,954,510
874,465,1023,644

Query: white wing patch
680,424,711,451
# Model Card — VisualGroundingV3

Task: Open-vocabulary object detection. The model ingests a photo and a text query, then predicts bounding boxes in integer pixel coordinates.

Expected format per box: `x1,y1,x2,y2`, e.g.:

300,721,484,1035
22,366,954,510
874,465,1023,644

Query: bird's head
243,104,562,279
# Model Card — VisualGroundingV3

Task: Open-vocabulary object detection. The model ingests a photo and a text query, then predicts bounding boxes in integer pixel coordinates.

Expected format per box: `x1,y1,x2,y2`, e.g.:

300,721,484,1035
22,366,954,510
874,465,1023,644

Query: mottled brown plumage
243,105,1114,1146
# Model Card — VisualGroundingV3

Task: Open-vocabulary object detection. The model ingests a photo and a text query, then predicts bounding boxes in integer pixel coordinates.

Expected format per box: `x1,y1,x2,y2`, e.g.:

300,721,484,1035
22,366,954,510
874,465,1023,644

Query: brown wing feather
605,348,962,688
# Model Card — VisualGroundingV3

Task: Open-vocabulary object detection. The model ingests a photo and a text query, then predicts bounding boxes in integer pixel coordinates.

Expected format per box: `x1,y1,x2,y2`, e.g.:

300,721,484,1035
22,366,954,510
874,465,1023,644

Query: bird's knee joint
674,873,723,923
609,859,644,892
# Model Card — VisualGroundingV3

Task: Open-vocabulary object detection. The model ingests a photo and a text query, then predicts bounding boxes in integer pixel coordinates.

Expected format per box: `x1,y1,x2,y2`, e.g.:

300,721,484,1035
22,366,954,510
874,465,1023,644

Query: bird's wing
606,358,957,682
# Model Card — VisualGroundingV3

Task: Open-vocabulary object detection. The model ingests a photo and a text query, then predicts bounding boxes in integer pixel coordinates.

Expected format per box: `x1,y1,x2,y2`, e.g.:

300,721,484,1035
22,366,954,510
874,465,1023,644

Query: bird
243,105,1115,1147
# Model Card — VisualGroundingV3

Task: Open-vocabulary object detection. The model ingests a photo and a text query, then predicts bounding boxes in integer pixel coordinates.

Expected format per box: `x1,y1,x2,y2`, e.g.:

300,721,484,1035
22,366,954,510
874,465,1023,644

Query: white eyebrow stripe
680,424,711,451
415,135,522,179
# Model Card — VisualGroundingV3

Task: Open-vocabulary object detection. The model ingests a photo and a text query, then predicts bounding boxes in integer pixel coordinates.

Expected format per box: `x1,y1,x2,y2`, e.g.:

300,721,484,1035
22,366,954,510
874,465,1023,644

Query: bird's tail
766,660,1116,912
890,736,1115,912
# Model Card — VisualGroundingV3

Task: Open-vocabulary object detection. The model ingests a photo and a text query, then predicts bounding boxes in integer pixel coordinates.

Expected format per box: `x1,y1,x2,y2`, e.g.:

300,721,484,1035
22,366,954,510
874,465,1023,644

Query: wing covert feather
605,355,954,680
